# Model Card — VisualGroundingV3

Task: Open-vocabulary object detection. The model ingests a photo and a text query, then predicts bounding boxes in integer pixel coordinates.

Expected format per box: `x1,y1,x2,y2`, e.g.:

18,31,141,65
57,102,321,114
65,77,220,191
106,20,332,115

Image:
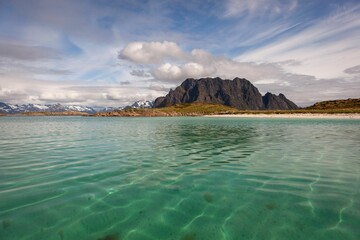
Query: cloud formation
119,41,187,64
236,5,360,79
120,41,290,82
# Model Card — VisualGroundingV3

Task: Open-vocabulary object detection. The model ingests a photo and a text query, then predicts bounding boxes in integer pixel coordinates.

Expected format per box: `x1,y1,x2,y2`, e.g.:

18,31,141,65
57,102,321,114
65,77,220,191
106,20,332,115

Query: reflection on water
154,122,259,170
0,116,359,240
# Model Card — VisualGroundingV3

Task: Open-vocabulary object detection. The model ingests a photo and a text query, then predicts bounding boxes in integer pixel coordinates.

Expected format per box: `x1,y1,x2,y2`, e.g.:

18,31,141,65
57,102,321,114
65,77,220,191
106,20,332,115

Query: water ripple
0,117,359,240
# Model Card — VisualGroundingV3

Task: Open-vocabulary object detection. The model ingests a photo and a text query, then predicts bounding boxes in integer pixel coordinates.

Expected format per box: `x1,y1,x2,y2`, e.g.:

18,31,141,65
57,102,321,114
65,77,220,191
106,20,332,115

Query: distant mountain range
154,77,298,110
0,100,154,114
0,103,96,114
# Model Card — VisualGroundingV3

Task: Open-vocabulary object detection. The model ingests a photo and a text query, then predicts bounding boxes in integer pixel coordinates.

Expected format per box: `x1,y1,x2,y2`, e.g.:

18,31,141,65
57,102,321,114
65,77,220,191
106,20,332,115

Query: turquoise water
0,116,359,240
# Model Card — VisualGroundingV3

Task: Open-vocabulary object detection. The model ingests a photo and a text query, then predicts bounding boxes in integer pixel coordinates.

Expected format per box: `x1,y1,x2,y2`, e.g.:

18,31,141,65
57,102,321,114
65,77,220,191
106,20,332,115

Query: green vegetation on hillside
159,103,240,115
94,103,240,116
306,98,360,110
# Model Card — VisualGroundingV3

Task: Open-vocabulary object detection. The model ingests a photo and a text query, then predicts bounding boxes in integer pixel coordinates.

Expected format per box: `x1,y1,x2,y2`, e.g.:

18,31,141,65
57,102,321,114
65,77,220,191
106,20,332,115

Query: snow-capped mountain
0,102,13,113
94,100,153,112
0,100,154,114
130,100,154,109
0,102,96,114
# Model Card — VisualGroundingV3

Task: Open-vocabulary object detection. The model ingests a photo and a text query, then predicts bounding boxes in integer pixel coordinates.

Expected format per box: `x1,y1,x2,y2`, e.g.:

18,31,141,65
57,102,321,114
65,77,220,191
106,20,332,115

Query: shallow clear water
0,116,359,240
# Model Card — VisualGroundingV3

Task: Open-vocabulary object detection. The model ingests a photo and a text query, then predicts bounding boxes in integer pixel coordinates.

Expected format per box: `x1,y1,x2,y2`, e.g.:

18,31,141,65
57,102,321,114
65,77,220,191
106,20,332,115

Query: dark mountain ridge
154,77,298,110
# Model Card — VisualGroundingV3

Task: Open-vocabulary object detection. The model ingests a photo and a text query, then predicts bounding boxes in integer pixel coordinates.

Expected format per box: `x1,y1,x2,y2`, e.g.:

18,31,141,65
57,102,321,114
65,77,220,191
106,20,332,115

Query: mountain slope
306,98,360,109
154,77,297,110
263,92,298,110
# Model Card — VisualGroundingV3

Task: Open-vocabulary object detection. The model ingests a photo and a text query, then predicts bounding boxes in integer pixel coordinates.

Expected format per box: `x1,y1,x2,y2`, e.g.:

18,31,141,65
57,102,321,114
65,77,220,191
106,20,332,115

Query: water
0,116,359,240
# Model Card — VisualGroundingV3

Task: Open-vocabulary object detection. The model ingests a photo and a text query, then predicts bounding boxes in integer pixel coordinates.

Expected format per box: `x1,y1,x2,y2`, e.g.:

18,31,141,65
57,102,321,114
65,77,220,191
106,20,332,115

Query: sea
0,116,359,240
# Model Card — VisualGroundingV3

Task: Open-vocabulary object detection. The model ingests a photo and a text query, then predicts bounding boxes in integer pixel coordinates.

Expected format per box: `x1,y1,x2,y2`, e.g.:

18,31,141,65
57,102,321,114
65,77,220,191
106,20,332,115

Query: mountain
0,99,155,114
262,92,298,110
154,77,298,110
94,100,153,113
94,106,124,112
0,102,13,113
0,102,96,114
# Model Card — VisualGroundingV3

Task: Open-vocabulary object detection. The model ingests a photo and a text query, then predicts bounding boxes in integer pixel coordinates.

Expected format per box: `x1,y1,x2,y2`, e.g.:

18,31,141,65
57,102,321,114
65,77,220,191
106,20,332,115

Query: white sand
205,113,360,119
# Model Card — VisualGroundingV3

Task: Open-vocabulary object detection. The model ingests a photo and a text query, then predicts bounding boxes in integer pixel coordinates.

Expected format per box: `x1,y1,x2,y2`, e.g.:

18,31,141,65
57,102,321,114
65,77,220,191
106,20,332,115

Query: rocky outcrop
154,77,298,110
262,92,298,110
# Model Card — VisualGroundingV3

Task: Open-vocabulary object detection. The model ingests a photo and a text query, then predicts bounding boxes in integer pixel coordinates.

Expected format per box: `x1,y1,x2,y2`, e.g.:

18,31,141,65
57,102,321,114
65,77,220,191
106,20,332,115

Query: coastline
2,113,360,119
205,113,360,119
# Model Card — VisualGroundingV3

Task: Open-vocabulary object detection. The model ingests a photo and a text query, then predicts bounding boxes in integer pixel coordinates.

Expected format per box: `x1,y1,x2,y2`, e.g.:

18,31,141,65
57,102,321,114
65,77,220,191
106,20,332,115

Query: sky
0,0,359,107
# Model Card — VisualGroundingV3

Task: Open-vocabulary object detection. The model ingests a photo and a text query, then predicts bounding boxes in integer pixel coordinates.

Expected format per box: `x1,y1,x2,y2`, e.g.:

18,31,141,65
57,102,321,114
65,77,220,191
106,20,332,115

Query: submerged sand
205,113,360,119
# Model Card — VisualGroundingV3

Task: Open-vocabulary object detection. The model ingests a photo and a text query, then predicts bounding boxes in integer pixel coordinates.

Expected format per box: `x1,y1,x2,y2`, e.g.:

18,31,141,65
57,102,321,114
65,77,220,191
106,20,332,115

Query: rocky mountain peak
154,77,298,110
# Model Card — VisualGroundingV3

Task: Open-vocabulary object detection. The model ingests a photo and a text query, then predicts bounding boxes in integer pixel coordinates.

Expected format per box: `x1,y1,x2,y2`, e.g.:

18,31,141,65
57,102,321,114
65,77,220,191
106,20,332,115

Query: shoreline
205,113,360,119
1,112,360,119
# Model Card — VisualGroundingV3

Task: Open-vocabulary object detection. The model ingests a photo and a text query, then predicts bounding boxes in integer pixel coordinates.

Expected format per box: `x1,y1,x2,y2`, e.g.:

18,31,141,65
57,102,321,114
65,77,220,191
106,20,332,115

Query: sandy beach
205,113,360,119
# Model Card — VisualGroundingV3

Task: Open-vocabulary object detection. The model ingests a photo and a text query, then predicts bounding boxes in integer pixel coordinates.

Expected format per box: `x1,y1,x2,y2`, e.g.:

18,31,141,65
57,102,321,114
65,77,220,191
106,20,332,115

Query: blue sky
0,0,359,106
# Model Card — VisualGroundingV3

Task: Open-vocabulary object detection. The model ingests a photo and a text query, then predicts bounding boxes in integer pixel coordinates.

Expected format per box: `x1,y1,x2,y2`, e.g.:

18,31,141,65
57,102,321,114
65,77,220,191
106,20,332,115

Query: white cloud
152,63,182,81
119,41,187,64
121,41,296,84
152,62,216,82
120,41,306,86
191,49,214,64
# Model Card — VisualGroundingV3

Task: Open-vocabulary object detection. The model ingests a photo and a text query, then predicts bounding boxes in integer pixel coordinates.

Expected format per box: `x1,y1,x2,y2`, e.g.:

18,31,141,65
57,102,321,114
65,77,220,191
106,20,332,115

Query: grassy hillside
94,103,240,117
306,98,360,110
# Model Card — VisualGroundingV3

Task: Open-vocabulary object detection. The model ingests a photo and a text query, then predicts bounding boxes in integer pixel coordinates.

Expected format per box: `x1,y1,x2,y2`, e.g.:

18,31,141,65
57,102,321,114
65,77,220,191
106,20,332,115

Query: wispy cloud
0,42,61,60
224,0,298,17
237,4,360,79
